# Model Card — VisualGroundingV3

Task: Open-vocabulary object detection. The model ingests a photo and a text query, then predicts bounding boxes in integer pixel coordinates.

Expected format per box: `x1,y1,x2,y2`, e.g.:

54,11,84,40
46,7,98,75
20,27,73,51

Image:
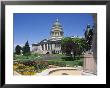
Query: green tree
72,38,87,54
61,37,86,58
22,41,30,56
15,45,22,55
61,37,73,56
61,37,79,58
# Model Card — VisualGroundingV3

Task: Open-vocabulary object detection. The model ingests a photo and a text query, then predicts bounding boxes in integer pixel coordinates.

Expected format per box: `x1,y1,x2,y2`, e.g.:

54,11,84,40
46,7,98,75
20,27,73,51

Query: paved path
36,67,83,76
13,67,95,76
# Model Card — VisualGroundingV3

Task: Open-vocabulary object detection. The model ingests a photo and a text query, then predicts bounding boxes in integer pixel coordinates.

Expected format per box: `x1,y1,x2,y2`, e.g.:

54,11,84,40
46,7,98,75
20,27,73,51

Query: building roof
32,38,61,46
51,18,63,31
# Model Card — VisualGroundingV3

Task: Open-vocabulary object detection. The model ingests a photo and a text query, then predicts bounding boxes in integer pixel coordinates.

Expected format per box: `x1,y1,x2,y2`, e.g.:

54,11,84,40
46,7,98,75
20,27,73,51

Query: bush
48,61,55,65
13,63,36,75
73,59,83,66
47,61,66,67
18,60,49,72
61,56,74,61
34,61,48,72
58,62,66,67
14,60,48,75
21,60,36,67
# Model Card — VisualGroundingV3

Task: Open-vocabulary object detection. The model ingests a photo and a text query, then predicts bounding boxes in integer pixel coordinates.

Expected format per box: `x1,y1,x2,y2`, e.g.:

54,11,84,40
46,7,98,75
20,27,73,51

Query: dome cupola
50,18,64,40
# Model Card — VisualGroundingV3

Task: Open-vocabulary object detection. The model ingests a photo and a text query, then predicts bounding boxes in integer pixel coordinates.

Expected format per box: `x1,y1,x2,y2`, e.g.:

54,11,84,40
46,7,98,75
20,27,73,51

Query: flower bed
14,62,36,75
13,60,49,75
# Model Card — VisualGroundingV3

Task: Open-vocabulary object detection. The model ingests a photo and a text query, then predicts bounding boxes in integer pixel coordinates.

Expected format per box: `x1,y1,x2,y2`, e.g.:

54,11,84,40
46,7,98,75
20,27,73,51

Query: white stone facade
32,18,63,54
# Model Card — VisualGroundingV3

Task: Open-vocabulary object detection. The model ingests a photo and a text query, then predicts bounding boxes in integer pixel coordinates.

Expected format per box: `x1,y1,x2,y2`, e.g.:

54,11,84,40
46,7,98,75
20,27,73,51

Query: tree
61,37,87,58
22,41,30,56
15,45,22,55
61,37,78,58
61,37,73,56
72,38,87,54
71,38,86,57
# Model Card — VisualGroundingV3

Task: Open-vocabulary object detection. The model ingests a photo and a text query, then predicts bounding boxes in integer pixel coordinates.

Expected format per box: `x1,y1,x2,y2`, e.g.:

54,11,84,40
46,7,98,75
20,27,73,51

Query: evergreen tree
15,45,22,55
22,41,30,56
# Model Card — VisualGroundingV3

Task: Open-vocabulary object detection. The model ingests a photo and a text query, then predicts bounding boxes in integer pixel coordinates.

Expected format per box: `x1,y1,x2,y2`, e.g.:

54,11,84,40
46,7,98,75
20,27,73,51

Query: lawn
14,53,83,67
14,53,42,61
45,58,83,67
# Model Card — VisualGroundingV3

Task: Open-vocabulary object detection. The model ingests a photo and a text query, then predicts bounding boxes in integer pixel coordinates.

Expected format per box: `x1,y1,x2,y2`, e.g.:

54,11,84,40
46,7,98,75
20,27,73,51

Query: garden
13,53,83,75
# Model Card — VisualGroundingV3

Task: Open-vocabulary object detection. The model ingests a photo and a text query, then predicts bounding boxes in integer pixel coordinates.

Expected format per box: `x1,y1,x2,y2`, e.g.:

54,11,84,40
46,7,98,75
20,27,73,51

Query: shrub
14,63,36,75
73,59,83,66
34,61,48,72
47,61,66,67
58,62,66,67
48,61,55,65
21,60,36,67
61,56,74,61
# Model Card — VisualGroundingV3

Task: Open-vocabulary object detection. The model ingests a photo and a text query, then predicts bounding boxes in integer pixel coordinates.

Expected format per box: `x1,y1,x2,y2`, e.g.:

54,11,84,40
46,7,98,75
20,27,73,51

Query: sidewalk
37,67,83,76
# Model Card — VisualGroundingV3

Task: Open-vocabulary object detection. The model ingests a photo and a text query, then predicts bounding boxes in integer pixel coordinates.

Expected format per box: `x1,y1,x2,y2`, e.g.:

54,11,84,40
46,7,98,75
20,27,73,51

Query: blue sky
14,13,94,47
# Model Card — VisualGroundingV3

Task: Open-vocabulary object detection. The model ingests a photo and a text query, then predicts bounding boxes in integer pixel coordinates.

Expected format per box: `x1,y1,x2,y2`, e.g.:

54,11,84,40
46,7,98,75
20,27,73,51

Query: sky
14,13,94,47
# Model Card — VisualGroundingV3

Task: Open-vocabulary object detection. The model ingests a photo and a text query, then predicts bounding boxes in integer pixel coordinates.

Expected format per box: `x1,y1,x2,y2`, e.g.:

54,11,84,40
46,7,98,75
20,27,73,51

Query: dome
50,18,64,39
51,18,63,31
53,18,62,27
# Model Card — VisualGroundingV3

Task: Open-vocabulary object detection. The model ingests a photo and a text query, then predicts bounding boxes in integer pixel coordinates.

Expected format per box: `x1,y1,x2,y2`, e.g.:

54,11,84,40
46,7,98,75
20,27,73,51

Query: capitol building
32,18,80,54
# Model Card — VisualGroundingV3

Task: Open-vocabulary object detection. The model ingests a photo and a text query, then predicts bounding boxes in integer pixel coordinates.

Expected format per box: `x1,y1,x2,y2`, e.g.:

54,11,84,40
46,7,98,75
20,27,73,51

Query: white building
32,18,64,54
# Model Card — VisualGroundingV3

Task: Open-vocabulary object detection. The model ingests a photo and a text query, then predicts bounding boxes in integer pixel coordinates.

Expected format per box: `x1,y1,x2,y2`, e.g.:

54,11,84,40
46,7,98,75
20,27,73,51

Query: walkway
37,67,83,76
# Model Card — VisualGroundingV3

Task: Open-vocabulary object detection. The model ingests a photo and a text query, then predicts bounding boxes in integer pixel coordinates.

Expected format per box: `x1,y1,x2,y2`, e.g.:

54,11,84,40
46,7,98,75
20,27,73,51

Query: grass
14,53,83,66
46,59,83,67
45,55,83,67
14,53,42,61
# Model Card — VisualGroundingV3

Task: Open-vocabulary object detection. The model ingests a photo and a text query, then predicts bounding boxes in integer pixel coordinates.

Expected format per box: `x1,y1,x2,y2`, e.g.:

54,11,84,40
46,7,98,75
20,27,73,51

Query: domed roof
51,18,63,31
50,18,64,39
87,24,90,28
53,18,62,27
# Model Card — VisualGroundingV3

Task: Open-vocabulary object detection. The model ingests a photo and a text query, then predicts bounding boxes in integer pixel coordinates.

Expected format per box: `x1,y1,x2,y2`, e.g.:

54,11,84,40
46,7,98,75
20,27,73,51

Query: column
60,32,62,36
60,44,61,49
54,32,55,36
43,44,45,50
50,44,52,50
49,44,51,50
48,43,50,50
58,32,59,36
45,44,47,50
51,44,52,50
52,44,55,50
41,45,43,50
47,44,48,50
